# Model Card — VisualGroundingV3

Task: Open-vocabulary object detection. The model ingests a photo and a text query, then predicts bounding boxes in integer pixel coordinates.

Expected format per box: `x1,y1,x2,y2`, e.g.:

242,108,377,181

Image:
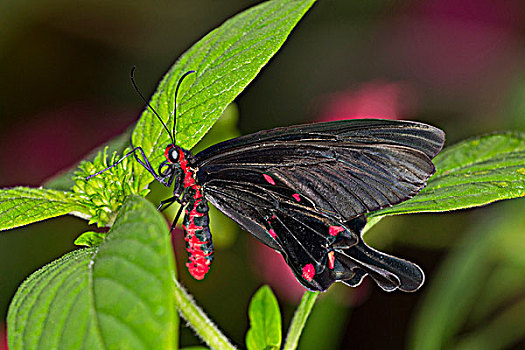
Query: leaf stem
172,277,237,350
283,291,319,350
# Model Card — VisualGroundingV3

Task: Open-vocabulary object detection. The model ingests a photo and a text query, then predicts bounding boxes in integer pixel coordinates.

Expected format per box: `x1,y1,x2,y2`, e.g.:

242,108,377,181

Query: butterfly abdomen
182,191,214,280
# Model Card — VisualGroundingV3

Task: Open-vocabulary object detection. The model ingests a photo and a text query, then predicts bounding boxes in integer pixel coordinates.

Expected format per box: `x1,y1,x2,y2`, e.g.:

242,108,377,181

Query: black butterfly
93,70,445,292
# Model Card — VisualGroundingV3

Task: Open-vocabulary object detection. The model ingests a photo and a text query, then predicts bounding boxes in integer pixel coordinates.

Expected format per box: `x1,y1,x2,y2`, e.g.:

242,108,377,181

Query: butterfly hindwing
203,171,424,291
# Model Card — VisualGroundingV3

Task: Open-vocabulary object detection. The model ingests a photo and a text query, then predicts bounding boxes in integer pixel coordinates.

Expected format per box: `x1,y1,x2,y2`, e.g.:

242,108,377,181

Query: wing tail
336,238,425,292
329,216,424,292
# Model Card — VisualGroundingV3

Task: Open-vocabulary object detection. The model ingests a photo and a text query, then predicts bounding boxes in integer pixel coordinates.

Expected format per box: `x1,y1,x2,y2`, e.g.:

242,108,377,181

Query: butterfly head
159,143,183,177
129,68,196,189
164,144,180,164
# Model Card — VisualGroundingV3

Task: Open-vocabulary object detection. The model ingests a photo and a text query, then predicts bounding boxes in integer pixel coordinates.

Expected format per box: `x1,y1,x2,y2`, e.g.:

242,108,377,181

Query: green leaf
370,132,525,218
74,231,106,247
452,298,525,350
294,291,349,350
7,195,177,350
246,285,282,350
0,187,90,231
408,226,495,350
192,103,240,154
132,0,316,182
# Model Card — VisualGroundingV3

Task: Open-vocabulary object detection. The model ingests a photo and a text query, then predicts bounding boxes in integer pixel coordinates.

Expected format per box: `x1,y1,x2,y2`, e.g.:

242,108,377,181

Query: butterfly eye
164,145,179,163
170,149,179,162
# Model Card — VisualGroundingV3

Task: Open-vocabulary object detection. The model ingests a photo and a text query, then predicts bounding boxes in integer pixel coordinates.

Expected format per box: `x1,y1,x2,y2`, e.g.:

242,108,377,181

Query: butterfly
92,70,445,292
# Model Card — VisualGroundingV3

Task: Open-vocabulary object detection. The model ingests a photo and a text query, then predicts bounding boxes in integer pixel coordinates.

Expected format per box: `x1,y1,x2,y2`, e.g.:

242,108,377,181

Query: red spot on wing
328,251,335,269
292,193,301,202
329,226,345,236
269,229,277,239
302,263,315,281
263,174,276,185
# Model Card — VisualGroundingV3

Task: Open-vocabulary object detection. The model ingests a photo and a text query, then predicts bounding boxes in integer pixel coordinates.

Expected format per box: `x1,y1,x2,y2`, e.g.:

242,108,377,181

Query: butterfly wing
193,119,444,291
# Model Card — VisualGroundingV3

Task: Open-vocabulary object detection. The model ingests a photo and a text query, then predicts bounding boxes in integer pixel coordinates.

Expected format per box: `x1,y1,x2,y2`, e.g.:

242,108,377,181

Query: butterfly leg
129,134,172,186
170,205,185,232
157,196,181,211
158,185,194,231
131,147,172,186
155,195,185,233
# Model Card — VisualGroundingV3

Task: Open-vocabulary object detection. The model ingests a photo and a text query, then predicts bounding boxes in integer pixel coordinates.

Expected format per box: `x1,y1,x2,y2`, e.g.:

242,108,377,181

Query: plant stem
283,291,319,350
172,277,237,350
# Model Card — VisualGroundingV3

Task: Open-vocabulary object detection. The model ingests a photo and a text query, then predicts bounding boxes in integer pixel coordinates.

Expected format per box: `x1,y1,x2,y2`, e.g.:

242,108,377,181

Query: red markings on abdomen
184,226,212,280
183,195,213,280
179,154,214,280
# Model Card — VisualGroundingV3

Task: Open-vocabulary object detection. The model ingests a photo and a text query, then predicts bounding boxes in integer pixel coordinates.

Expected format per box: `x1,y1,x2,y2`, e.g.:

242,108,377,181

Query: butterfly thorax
175,147,198,190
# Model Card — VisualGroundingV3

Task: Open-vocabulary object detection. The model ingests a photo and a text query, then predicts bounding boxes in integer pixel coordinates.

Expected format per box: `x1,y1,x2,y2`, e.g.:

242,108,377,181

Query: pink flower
377,0,523,91
318,81,414,122
1,323,7,350
0,104,133,187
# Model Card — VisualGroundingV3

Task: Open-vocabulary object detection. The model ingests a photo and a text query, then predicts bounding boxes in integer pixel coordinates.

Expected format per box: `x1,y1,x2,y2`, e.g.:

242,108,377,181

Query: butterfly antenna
172,70,196,140
130,66,175,144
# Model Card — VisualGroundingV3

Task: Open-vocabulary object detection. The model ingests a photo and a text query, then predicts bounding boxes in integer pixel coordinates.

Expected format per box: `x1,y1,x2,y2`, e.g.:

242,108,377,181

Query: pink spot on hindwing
329,226,345,236
292,193,301,202
263,174,276,185
302,263,315,281
269,229,277,239
328,251,335,269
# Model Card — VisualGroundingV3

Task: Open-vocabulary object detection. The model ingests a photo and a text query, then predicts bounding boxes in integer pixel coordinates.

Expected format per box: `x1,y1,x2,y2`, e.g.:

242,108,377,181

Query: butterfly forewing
195,119,445,221
194,119,444,163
